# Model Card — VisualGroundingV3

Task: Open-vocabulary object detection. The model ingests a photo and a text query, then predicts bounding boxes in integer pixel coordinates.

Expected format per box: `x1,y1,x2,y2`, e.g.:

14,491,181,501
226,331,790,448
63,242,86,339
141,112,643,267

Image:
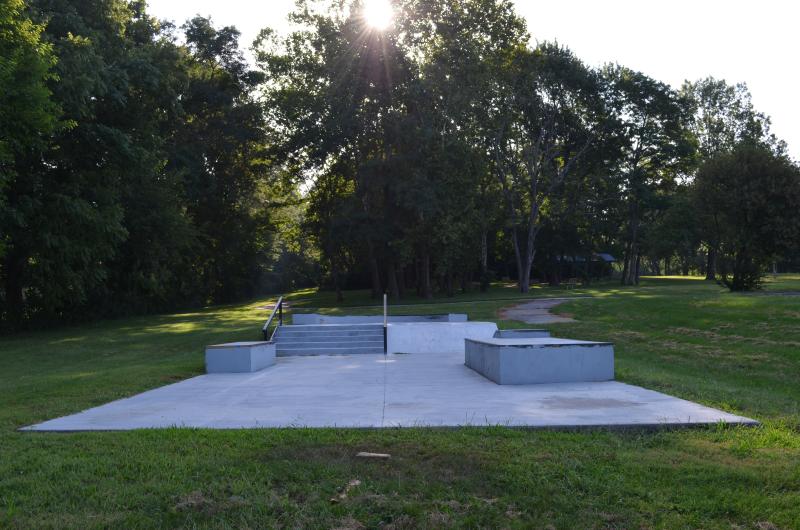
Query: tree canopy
1,0,798,330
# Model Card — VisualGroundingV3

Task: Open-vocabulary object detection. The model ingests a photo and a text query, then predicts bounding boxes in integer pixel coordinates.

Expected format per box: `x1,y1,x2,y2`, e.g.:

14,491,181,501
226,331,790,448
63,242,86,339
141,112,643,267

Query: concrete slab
23,351,756,431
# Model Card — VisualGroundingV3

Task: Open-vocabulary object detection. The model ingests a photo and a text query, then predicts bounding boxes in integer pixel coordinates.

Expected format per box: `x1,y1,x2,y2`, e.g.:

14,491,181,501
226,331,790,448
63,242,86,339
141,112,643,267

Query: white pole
382,293,388,354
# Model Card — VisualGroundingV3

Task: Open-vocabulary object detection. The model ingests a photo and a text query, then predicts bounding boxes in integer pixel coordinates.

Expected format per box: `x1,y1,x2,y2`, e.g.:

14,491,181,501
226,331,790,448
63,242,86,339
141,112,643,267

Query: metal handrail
262,296,284,341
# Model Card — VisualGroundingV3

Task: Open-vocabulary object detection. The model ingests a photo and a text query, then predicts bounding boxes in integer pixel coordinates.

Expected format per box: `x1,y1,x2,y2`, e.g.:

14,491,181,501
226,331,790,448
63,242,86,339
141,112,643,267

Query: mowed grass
1,277,799,528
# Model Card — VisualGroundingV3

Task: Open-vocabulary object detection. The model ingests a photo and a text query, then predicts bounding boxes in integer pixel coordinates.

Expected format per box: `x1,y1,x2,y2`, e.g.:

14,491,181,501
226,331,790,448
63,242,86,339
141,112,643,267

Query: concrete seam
381,354,387,427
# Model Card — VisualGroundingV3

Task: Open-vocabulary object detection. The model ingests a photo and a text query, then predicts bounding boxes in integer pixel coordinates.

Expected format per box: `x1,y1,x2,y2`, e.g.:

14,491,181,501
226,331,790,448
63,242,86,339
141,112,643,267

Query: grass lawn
1,276,799,528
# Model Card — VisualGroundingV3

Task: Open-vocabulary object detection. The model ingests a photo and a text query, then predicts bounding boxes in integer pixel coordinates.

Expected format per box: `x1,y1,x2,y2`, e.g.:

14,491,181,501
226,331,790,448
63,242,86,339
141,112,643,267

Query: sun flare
363,0,394,30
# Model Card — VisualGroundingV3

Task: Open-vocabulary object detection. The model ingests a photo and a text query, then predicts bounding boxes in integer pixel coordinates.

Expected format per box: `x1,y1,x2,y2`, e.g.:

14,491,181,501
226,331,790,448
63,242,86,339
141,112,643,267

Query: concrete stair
272,324,384,356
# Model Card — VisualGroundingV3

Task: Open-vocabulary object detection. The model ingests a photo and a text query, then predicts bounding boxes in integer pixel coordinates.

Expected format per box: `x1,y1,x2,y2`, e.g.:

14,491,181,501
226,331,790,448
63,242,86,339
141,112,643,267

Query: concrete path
498,298,588,324
24,351,756,431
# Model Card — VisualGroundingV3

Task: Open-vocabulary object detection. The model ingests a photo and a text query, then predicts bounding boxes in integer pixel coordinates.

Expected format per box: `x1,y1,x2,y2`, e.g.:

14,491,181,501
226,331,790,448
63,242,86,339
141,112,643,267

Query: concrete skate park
25,299,757,431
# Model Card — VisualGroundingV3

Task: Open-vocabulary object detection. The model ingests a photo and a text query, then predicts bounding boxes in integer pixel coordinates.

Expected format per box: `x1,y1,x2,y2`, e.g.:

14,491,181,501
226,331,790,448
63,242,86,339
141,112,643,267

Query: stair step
273,324,385,356
276,346,385,356
276,328,383,337
277,339,384,346
275,336,384,344
281,324,383,332
277,340,384,349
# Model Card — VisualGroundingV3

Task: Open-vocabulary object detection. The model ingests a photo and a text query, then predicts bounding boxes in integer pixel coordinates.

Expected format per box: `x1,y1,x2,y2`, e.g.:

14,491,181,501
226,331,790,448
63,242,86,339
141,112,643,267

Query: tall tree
603,65,694,285
0,0,61,325
695,143,800,290
490,44,603,292
170,16,274,304
3,0,135,325
682,78,784,280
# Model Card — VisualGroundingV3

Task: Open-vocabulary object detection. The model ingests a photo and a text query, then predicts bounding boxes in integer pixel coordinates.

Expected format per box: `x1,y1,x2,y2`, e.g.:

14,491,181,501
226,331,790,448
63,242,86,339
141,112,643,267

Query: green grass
1,277,799,528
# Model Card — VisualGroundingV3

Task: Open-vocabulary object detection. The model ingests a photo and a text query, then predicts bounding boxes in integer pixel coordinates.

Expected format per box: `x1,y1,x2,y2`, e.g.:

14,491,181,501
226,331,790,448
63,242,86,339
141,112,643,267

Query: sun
363,0,394,30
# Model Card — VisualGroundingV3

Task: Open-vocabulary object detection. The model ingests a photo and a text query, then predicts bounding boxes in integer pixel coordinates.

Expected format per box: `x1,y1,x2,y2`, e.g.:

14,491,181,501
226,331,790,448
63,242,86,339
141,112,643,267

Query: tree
646,187,702,276
694,143,800,290
682,77,784,280
169,16,274,304
0,0,62,325
489,44,604,292
603,65,695,285
2,2,280,330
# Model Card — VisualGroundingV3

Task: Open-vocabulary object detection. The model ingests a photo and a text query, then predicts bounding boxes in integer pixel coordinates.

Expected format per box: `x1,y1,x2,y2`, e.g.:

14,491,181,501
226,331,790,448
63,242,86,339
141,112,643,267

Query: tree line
2,0,800,330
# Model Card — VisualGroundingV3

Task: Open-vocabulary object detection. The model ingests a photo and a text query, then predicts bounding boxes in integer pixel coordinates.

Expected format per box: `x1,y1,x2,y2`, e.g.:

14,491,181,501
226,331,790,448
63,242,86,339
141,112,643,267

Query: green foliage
0,0,59,166
1,2,280,330
695,143,800,290
169,17,273,304
602,65,696,285
3,0,800,327
0,0,61,315
682,77,785,158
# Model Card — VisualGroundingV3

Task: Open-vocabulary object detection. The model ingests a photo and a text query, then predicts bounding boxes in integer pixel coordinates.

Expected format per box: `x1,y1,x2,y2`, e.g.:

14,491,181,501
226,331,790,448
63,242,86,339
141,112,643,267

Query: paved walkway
497,298,588,324
25,351,756,431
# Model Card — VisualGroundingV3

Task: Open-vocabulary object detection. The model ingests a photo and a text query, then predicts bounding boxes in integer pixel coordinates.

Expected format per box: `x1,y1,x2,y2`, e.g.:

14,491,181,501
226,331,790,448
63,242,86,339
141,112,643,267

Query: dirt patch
497,298,587,324
173,491,248,514
174,490,210,512
332,516,365,530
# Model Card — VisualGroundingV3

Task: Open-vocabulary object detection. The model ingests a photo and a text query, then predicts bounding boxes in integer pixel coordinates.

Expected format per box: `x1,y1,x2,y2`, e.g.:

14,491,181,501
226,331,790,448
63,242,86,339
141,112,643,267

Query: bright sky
147,0,800,160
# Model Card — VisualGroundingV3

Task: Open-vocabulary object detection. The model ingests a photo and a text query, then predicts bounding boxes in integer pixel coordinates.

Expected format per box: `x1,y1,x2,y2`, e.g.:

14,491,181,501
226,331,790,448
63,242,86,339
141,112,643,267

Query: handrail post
383,292,388,354
261,295,284,342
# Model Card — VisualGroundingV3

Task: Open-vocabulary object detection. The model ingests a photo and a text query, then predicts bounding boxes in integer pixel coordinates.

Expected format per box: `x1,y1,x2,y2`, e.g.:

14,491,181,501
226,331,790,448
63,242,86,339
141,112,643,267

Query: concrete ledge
465,337,614,384
388,322,498,354
494,329,551,338
205,341,275,373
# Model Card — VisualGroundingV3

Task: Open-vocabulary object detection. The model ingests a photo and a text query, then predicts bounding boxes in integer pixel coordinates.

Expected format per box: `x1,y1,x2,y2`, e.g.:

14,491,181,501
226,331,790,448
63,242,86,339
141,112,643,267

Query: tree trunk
397,265,406,299
634,253,642,285
368,242,381,299
445,269,454,297
623,210,640,285
386,261,399,300
415,258,422,297
421,253,432,299
509,228,526,293
331,258,343,303
705,247,716,280
519,251,534,294
4,249,26,328
479,230,489,292
620,241,630,286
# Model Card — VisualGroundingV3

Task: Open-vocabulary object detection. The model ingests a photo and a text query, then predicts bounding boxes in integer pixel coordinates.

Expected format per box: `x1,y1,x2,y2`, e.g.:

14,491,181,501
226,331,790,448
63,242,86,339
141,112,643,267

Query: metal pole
279,300,283,326
383,293,388,354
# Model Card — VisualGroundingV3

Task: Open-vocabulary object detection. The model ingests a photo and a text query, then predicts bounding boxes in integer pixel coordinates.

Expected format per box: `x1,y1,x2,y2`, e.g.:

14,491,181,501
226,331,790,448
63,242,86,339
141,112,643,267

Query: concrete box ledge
205,341,276,373
465,337,614,385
